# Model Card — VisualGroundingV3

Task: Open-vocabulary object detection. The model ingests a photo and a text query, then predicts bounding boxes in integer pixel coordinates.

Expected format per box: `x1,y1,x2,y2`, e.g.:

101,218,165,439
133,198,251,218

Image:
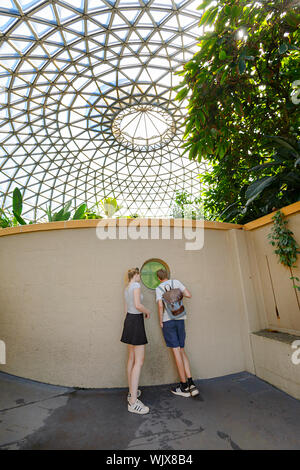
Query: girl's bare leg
129,345,145,405
127,345,135,388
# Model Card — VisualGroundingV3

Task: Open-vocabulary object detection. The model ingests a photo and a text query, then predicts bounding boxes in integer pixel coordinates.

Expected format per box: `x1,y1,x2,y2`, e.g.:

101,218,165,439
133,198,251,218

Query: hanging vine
268,210,300,292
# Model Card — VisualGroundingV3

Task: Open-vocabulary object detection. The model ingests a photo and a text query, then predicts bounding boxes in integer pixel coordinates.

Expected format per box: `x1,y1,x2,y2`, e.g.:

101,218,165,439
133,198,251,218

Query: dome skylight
112,105,175,149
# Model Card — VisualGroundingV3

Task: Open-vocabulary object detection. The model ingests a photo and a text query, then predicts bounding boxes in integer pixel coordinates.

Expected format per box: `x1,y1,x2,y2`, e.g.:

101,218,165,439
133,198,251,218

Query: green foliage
12,187,27,225
268,210,300,267
175,0,300,223
83,210,103,220
12,188,23,217
0,187,28,227
268,210,300,290
170,191,206,219
46,201,72,222
0,208,11,228
0,190,122,228
99,197,122,218
73,203,87,220
243,137,300,213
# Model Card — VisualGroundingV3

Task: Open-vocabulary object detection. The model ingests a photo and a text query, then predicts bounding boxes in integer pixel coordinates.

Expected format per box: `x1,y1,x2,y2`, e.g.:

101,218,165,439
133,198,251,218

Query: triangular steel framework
0,0,209,219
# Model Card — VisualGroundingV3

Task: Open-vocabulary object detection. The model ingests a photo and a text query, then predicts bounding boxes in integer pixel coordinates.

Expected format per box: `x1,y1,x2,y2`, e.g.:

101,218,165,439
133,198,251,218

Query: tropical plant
45,201,97,221
0,190,111,227
72,203,87,220
0,187,32,227
83,209,103,220
170,191,204,219
243,137,300,214
98,197,122,218
0,208,11,228
175,0,300,223
268,209,300,290
45,201,72,222
12,187,27,225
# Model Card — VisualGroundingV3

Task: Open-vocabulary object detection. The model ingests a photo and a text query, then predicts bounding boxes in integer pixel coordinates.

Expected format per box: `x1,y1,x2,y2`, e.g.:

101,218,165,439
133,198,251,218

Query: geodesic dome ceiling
0,0,208,219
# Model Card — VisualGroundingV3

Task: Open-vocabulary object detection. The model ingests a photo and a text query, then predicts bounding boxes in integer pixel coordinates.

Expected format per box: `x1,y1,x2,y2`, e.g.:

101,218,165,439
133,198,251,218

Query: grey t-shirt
155,279,186,322
125,282,143,314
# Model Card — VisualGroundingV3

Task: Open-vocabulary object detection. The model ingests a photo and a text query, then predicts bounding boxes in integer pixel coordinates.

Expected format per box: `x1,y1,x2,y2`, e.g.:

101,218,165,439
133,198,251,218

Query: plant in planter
45,201,95,222
0,208,12,228
170,191,207,220
45,201,72,222
268,210,300,291
0,187,33,227
98,197,122,218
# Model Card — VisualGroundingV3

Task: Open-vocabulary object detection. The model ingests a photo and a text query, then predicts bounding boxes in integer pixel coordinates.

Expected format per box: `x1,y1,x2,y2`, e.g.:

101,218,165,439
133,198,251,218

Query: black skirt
120,313,148,346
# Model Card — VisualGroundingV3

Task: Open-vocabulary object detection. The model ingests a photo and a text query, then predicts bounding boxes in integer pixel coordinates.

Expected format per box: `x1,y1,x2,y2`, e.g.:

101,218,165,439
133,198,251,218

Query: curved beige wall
245,211,300,334
0,221,254,388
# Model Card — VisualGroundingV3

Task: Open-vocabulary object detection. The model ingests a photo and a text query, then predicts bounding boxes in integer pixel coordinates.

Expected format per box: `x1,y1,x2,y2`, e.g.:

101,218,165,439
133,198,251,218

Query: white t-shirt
155,279,186,322
125,282,143,314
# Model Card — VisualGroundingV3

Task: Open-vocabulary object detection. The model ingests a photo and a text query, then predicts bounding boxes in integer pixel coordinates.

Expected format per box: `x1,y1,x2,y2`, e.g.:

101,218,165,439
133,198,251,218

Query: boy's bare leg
180,348,192,379
171,347,187,383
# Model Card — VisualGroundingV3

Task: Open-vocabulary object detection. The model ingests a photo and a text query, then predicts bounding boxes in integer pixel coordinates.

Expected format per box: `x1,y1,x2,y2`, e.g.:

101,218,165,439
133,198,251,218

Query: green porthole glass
140,259,170,290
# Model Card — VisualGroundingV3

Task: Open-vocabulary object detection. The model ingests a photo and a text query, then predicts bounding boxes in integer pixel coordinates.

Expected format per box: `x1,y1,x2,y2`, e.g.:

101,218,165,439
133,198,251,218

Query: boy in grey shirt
156,269,199,397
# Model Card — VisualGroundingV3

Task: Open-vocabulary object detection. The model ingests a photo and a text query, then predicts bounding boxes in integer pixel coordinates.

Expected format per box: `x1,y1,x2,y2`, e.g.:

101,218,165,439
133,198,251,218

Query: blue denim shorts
162,320,186,348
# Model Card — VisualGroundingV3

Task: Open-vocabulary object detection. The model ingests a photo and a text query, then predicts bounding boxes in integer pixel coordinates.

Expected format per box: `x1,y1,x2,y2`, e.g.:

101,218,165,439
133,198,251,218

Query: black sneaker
188,381,199,397
171,383,191,397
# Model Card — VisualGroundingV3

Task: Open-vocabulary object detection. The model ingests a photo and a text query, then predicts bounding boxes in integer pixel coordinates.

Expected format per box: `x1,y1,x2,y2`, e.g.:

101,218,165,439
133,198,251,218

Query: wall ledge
1,200,299,238
0,218,243,238
252,329,300,345
243,201,300,231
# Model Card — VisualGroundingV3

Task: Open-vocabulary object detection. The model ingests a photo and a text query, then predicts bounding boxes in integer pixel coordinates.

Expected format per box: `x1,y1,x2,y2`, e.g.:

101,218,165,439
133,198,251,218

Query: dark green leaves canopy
176,0,300,223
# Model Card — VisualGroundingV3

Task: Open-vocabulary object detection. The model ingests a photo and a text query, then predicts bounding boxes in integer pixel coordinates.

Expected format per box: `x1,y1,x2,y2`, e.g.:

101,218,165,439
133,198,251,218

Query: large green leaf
238,58,246,74
245,176,278,205
175,87,188,102
196,0,213,10
266,136,297,153
12,211,27,225
73,203,87,220
199,7,216,26
250,160,283,171
12,187,23,216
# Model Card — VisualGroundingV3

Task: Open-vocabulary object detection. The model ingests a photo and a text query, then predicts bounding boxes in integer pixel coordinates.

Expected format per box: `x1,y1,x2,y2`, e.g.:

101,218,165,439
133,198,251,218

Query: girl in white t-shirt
120,267,151,414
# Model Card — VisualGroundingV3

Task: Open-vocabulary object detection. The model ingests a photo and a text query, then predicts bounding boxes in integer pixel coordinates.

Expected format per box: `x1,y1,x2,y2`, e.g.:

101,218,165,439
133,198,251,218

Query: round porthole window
140,259,170,290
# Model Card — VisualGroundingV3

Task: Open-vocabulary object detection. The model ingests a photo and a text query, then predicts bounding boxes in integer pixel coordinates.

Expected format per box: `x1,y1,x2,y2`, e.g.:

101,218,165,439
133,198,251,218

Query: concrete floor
0,371,300,450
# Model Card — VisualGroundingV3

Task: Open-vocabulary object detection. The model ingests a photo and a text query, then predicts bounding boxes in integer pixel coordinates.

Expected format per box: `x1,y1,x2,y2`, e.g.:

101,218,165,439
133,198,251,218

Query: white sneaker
127,389,141,402
128,399,149,415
